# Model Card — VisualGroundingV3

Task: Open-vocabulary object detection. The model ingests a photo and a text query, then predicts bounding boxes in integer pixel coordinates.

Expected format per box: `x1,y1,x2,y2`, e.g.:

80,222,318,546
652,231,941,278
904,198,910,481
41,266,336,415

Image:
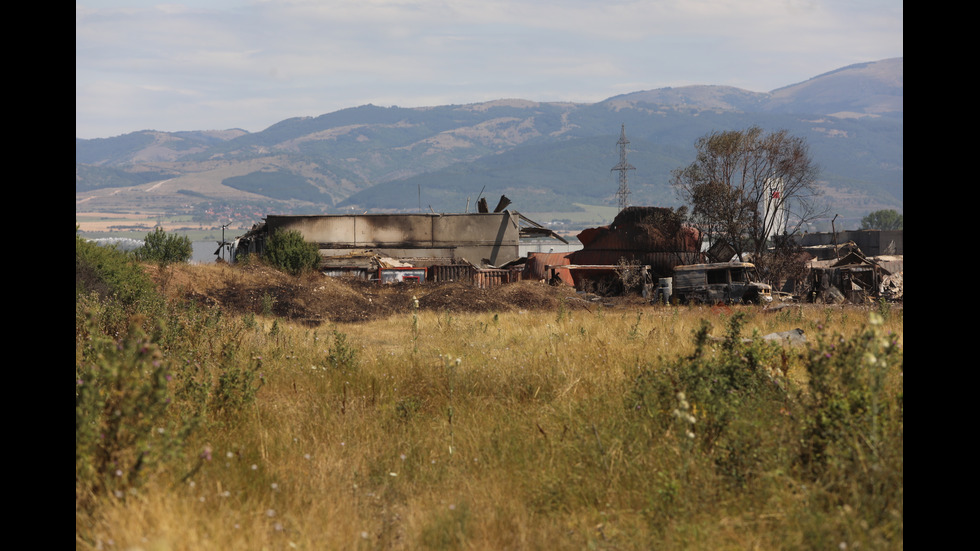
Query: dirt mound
147,263,590,324
494,281,573,310
416,282,507,313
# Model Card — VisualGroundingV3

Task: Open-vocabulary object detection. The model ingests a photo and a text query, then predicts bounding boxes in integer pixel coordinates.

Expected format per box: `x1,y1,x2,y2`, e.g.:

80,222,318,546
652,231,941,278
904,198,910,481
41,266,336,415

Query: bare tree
671,126,825,259
751,233,810,294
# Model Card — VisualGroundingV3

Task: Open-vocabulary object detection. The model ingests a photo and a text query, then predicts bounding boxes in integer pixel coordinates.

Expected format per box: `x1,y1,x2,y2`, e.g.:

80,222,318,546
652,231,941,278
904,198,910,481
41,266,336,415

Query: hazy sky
76,0,903,139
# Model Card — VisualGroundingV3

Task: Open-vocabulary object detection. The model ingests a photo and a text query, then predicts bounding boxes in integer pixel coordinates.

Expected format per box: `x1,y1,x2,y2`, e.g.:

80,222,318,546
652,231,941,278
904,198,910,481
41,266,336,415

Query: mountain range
76,57,902,225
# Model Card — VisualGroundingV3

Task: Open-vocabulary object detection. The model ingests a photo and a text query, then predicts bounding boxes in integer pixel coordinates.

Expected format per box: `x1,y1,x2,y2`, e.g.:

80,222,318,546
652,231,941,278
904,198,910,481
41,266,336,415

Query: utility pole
220,222,230,261
612,124,635,211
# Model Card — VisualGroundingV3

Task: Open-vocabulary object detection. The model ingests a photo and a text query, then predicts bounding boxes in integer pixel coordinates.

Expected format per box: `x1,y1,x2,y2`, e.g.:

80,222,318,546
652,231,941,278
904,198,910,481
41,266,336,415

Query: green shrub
263,229,321,275
76,296,269,505
75,318,198,501
799,313,903,528
623,311,902,545
629,314,788,486
75,232,161,317
133,227,192,265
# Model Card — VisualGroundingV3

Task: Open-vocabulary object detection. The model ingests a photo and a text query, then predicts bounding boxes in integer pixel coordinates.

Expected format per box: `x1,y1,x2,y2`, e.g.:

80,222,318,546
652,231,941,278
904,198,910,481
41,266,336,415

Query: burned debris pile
568,206,701,273
541,206,702,295
805,250,903,304
229,202,903,306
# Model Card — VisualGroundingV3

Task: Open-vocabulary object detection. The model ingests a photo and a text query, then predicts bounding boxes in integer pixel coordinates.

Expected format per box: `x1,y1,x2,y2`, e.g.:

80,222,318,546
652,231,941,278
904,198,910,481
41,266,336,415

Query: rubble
880,271,903,301
805,250,902,304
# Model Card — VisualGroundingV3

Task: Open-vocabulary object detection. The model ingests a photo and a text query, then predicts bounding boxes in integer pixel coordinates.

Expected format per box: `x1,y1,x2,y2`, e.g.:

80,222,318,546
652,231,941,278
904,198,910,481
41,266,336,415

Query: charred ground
145,262,641,324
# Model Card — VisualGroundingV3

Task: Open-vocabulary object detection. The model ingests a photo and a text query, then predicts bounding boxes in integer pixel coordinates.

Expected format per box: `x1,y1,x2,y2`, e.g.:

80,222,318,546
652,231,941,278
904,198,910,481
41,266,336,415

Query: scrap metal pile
805,250,903,304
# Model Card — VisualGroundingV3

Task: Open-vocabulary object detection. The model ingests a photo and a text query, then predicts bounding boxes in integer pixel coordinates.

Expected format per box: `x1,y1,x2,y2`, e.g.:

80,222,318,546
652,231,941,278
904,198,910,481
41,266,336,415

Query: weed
261,292,276,317
778,304,805,325
394,396,423,421
630,313,787,490
792,312,904,546
326,330,359,373
628,312,643,340
75,233,163,330
213,347,265,418
876,297,893,321
420,502,471,550
75,317,198,504
800,313,902,471
555,296,567,323
439,310,456,332
442,355,461,457
411,295,420,354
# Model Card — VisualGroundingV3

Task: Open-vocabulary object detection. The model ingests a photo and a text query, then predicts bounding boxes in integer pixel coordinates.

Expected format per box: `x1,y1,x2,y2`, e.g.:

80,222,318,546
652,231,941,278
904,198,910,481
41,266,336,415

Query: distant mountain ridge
76,57,902,221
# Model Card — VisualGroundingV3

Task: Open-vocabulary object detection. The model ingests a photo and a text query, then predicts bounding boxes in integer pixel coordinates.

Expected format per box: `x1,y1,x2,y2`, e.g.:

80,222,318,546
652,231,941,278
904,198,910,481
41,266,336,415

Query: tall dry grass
77,288,902,550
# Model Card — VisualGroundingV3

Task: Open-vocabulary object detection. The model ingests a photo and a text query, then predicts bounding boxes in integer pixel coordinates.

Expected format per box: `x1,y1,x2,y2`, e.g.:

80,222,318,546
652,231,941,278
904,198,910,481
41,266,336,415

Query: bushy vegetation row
76,233,902,550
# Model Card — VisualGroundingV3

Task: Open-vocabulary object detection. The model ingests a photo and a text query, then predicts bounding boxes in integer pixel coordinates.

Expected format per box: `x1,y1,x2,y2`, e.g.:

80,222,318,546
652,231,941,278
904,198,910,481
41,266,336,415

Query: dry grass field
76,261,903,550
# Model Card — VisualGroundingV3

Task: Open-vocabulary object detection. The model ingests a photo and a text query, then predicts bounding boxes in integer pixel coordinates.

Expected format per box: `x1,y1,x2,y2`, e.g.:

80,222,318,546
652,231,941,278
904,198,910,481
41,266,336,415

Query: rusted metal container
474,269,512,289
428,264,476,283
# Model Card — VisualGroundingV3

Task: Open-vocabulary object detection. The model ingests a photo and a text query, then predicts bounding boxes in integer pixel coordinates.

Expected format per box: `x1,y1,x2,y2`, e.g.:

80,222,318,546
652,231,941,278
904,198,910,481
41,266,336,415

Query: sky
76,0,903,139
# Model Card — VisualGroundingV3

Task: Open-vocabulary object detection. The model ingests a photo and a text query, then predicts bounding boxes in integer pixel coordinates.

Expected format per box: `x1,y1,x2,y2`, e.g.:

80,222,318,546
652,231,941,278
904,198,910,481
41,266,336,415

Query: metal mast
612,124,635,211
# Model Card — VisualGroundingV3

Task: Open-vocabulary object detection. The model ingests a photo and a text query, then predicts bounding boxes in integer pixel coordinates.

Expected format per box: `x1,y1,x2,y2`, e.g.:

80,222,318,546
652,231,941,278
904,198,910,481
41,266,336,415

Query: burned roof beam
516,213,568,244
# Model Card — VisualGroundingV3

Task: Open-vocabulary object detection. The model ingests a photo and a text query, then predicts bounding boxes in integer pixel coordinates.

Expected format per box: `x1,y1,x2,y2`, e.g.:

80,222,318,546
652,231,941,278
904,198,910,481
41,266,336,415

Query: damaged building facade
232,211,566,285
232,206,903,304
795,230,903,303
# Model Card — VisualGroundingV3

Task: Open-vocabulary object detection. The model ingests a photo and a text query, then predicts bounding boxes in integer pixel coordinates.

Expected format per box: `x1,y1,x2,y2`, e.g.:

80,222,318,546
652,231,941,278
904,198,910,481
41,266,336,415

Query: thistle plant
628,312,643,340
444,355,461,456
326,330,359,373
76,317,198,503
411,295,420,354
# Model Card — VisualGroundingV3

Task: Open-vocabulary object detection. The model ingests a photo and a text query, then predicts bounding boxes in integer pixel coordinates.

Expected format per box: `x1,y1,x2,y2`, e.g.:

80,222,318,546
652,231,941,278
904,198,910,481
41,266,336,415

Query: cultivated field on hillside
76,261,903,550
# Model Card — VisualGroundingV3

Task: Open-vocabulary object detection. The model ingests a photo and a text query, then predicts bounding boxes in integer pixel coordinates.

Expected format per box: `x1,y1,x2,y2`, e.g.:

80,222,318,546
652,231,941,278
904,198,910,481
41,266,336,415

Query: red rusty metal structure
428,264,519,289
428,264,477,283
566,206,702,279
473,269,515,289
522,252,575,285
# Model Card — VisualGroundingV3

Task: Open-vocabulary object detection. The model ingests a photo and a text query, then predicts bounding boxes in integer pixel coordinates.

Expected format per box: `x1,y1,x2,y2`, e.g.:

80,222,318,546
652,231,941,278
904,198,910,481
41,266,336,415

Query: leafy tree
860,209,903,230
134,227,193,264
264,229,321,275
672,126,826,259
